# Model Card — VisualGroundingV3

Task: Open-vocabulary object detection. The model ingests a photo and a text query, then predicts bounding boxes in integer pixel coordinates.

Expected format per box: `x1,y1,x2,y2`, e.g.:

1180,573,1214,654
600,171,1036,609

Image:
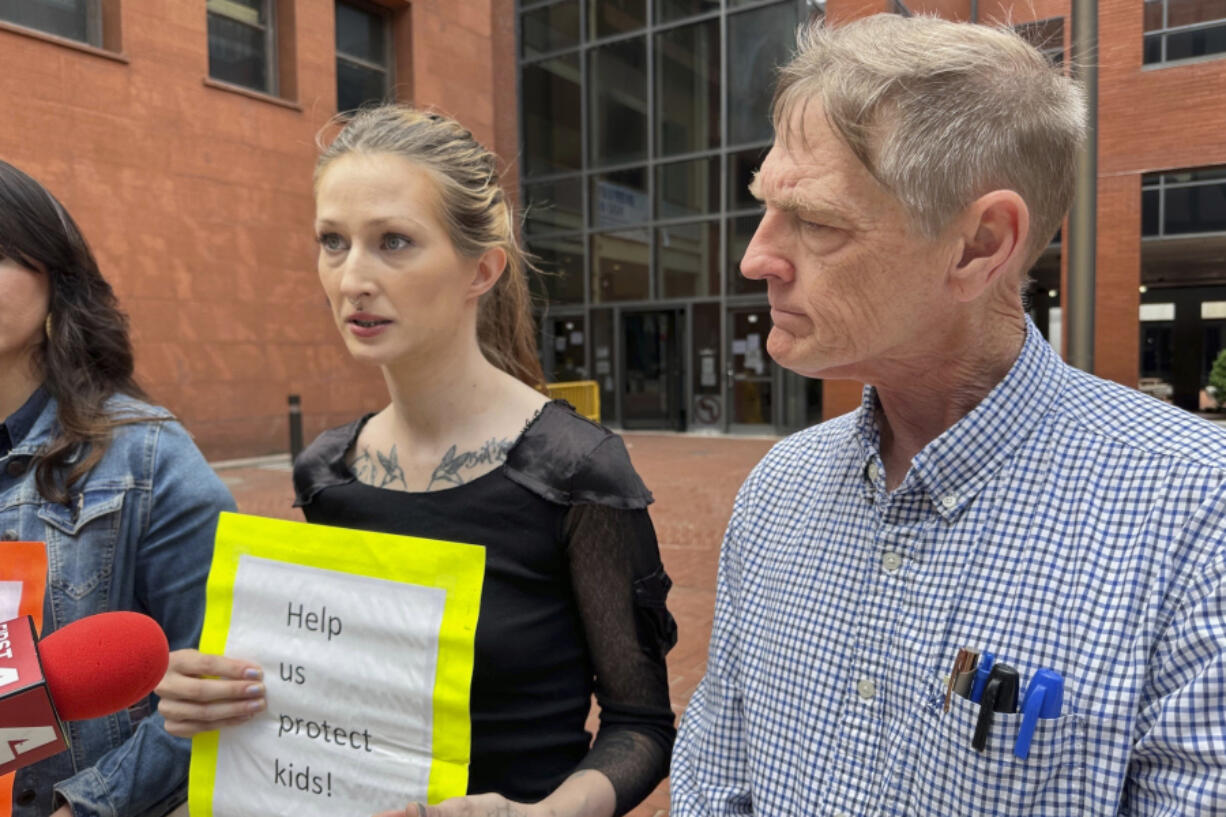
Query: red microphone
0,612,170,774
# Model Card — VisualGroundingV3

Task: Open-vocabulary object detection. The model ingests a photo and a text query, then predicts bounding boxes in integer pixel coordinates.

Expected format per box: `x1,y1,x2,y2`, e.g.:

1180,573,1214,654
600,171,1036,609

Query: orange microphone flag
1,541,49,813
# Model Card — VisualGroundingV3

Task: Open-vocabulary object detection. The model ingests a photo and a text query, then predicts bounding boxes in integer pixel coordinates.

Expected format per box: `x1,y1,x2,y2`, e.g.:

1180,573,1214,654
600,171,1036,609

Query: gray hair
773,14,1087,267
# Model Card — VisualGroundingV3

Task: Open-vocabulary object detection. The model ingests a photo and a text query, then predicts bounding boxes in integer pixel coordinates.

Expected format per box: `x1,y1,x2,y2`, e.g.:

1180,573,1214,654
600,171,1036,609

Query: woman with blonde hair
156,106,677,817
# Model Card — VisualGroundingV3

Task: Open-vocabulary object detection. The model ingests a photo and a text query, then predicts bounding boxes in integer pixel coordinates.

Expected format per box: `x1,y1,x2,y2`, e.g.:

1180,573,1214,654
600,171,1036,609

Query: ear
467,246,507,300
949,190,1030,303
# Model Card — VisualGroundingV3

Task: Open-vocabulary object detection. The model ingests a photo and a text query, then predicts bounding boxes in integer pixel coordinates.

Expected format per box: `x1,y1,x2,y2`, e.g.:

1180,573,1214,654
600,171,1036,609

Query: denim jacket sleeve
52,419,236,817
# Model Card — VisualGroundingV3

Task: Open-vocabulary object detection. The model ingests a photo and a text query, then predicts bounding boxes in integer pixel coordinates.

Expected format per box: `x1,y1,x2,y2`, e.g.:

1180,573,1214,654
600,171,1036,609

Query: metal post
1067,0,1098,372
288,394,304,462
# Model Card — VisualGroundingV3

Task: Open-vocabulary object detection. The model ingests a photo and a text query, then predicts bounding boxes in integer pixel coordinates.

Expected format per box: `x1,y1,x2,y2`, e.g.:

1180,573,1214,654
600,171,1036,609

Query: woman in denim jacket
0,160,235,817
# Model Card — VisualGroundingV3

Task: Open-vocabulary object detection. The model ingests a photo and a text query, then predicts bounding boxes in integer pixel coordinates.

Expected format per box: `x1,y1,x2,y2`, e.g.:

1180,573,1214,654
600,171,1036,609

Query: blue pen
1013,669,1064,759
969,651,995,703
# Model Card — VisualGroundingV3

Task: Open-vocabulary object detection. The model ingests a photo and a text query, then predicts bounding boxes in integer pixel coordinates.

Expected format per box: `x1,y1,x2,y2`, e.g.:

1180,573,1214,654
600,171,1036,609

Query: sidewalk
212,432,778,817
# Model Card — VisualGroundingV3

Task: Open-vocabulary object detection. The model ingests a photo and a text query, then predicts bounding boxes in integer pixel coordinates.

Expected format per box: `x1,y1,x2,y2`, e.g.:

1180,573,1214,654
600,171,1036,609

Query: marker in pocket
971,663,1019,752
1013,668,1064,759
969,651,995,703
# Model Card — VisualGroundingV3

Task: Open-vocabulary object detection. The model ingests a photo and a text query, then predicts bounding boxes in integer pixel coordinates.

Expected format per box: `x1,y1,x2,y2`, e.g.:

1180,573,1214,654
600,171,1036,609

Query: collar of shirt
853,317,1066,519
0,385,50,459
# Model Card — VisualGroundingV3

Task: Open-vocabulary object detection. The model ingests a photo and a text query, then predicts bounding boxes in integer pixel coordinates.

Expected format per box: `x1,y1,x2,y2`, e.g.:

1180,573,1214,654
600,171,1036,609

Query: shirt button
834,812,851,817
856,679,877,699
2,529,17,541
882,552,902,572
866,461,880,482
15,789,36,806
6,458,27,477
940,494,957,510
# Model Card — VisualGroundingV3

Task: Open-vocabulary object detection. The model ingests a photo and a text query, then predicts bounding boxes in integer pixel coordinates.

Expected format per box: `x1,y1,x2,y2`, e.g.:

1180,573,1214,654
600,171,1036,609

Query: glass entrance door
622,309,684,430
727,307,773,431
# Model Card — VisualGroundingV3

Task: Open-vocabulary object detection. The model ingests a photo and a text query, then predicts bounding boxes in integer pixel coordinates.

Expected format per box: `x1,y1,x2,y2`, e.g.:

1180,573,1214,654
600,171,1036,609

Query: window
590,0,645,39
336,1,392,113
0,0,102,46
522,54,582,176
1015,17,1064,65
589,36,647,167
522,0,579,57
1143,167,1226,237
208,0,276,94
727,2,798,146
1144,0,1226,65
656,18,720,157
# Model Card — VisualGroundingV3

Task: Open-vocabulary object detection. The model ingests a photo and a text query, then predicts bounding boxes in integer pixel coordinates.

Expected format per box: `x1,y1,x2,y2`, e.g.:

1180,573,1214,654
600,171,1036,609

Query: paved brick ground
212,431,779,816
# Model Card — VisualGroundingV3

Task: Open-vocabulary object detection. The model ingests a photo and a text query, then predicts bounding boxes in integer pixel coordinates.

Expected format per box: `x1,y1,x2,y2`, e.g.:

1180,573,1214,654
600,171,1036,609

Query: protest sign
189,513,484,816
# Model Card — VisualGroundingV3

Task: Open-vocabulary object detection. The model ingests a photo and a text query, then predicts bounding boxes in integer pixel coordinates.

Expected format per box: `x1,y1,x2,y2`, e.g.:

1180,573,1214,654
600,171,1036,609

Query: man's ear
468,246,507,299
949,190,1030,303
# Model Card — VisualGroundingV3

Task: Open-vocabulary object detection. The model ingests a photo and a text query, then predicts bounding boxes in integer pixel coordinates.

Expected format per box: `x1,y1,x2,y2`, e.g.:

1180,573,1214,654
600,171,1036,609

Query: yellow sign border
189,511,485,815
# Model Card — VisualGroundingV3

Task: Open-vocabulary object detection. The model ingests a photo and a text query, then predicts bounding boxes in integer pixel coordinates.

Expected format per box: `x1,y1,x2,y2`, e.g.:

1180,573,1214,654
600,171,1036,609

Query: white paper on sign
211,555,447,816
0,581,23,621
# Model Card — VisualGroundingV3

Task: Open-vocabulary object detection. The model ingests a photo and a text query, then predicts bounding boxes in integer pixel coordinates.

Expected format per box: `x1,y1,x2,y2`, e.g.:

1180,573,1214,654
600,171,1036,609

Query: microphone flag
0,540,49,808
0,616,68,775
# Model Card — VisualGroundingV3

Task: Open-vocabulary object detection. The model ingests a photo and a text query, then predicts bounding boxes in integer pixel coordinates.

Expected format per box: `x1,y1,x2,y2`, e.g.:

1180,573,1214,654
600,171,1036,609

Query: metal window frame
1143,1,1226,65
1013,16,1065,64
518,0,814,431
207,0,278,96
0,0,103,46
1141,167,1226,239
521,0,582,59
335,0,395,109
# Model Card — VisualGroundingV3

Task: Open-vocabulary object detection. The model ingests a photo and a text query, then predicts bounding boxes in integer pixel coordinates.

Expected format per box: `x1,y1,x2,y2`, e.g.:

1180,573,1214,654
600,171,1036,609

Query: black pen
971,663,1019,752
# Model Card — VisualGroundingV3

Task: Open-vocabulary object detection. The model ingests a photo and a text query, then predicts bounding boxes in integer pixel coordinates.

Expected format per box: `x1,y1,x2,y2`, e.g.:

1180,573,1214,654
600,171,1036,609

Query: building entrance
727,307,774,432
621,309,685,430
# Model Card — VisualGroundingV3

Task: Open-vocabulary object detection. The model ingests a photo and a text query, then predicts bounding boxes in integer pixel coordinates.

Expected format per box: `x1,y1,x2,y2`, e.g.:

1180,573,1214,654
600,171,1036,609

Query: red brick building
0,0,517,459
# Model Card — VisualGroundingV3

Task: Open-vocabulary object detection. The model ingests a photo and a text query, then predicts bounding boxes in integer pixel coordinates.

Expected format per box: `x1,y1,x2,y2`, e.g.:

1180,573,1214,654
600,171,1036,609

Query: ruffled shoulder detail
503,401,653,510
292,416,369,507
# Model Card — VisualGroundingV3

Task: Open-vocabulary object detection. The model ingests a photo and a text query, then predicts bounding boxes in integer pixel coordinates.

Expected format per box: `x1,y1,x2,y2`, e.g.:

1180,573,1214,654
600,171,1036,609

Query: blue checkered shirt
671,319,1226,816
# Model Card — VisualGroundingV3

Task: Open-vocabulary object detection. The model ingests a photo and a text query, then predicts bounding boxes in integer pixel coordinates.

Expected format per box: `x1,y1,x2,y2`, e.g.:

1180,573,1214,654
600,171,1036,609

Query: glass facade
520,0,823,433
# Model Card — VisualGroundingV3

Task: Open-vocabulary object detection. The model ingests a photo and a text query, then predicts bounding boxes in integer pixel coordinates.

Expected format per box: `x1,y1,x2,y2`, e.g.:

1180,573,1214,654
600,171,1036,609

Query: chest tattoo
427,437,514,489
350,444,408,490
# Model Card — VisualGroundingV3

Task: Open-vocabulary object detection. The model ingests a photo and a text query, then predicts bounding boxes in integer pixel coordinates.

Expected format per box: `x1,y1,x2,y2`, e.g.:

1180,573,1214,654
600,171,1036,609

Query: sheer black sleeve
564,500,678,816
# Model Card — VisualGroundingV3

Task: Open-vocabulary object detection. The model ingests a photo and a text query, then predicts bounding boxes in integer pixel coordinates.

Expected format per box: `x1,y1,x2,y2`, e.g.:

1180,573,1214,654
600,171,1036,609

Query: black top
292,401,677,814
0,386,49,458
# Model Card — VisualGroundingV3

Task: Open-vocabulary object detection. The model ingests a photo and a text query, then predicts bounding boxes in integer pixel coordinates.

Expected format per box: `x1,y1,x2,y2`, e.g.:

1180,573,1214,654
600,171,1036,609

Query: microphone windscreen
38,612,171,721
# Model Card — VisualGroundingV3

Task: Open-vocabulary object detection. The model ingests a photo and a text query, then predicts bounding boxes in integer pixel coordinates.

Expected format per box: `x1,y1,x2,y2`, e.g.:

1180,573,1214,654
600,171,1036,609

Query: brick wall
0,0,517,460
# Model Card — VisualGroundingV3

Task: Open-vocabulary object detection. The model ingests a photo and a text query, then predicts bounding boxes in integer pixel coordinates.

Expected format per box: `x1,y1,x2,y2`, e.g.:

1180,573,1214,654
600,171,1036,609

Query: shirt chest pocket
39,488,126,600
905,678,1087,814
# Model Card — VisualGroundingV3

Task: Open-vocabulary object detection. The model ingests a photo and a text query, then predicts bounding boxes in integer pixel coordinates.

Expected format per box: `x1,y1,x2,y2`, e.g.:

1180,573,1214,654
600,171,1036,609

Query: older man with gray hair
671,13,1226,816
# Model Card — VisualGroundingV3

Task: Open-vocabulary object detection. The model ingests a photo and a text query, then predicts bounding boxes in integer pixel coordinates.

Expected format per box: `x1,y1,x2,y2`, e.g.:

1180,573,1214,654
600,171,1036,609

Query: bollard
288,395,304,463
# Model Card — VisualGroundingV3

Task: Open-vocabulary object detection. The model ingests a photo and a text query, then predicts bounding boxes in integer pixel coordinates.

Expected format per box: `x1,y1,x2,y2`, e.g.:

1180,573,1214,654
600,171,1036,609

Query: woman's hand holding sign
156,648,267,737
